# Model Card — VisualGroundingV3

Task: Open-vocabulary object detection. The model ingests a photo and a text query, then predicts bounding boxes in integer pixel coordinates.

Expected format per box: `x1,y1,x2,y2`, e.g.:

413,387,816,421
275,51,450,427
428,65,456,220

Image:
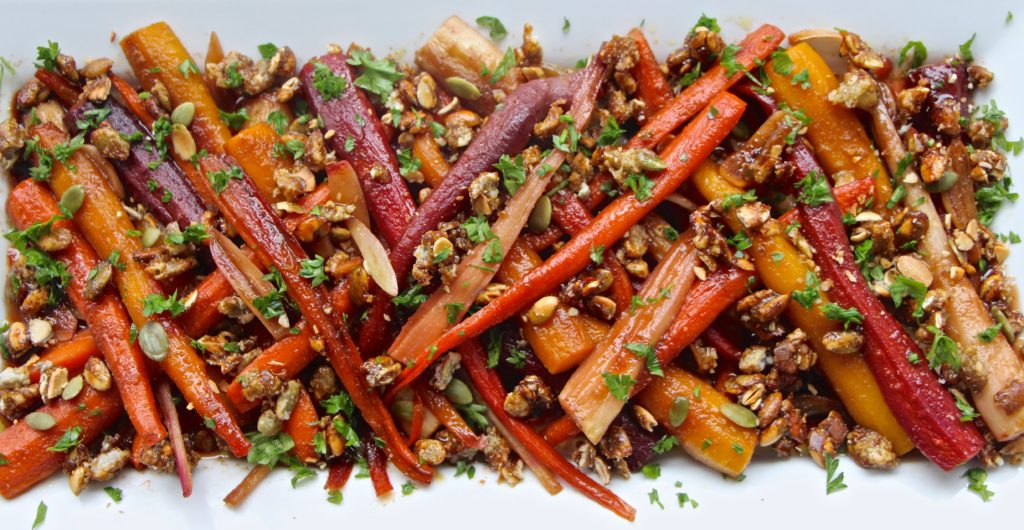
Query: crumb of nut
821,330,864,355
37,226,72,252
27,318,53,346
240,369,283,402
309,364,340,402
273,165,317,201
469,171,501,215
503,375,553,418
475,283,508,305
967,64,993,89
808,410,848,468
429,352,462,391
415,438,447,466
4,322,32,358
83,75,112,102
597,424,633,462
83,356,112,391
633,405,657,432
39,365,69,403
362,356,403,388
827,70,879,111
735,201,771,230
217,295,255,324
846,426,898,470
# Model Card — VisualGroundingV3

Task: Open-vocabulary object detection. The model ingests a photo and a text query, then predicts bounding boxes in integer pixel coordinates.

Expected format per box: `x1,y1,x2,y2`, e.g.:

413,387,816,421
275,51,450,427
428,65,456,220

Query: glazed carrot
226,326,315,412
701,324,742,363
204,31,233,110
635,366,757,477
541,415,581,446
109,73,156,125
691,161,914,454
392,93,745,389
778,176,877,227
224,465,271,507
496,241,597,374
560,235,698,442
29,331,96,383
522,225,564,252
224,122,292,199
285,388,320,464
549,190,634,315
460,340,636,520
32,123,250,457
632,24,783,150
0,386,122,499
365,430,394,496
766,42,892,206
180,271,235,337
407,391,425,446
415,383,483,449
325,460,354,491
629,28,673,118
412,132,450,188
9,180,167,451
33,68,78,106
121,22,232,152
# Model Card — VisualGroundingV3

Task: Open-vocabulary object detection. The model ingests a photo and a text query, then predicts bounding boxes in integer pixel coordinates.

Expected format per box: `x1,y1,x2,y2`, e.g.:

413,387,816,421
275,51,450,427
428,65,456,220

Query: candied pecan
808,411,848,468
846,427,898,470
503,375,554,418
827,70,879,110
362,356,402,388
737,289,789,340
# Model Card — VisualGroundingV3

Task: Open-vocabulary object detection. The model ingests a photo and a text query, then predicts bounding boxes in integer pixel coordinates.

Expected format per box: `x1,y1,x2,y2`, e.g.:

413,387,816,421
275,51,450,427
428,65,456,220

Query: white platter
0,0,1021,528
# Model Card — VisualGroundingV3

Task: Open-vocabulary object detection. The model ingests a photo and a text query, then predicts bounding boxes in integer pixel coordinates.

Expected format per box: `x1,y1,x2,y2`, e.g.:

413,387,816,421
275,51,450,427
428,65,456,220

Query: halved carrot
285,387,320,464
629,28,673,118
29,331,97,383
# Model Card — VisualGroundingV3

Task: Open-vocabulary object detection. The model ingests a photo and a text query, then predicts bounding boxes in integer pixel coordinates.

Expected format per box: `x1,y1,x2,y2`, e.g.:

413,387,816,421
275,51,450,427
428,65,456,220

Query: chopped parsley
179,59,201,79
445,302,464,324
888,274,927,318
897,40,928,69
165,222,210,245
253,267,290,318
602,372,636,401
299,255,328,287
266,110,289,135
475,16,508,40
463,216,497,244
392,285,428,310
926,326,961,371
397,147,422,177
964,467,994,501
720,189,757,210
35,41,61,71
954,390,979,422
311,60,348,100
46,425,82,452
625,342,663,377
821,303,863,329
104,486,123,502
791,271,821,308
142,291,187,317
652,435,680,454
207,164,245,194
624,173,654,201
977,325,1003,343
487,47,516,85
347,49,405,99
596,116,625,146
494,154,526,194
796,171,833,206
246,431,295,467
219,108,250,130
257,42,279,60
590,244,606,265
825,454,848,495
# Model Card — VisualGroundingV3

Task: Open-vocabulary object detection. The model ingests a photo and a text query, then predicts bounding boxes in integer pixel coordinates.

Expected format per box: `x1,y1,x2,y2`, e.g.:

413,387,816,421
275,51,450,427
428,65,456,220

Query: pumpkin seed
391,400,413,422
171,102,195,126
25,411,56,430
720,402,758,428
444,378,473,405
60,185,86,215
61,375,84,400
170,123,197,160
528,195,552,233
445,77,481,100
141,225,161,248
669,396,690,427
637,149,668,171
139,321,168,362
925,170,959,193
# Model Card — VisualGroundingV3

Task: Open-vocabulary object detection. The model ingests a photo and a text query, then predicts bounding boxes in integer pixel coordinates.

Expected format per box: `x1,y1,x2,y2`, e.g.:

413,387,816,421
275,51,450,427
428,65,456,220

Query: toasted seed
445,378,474,405
528,195,552,233
59,185,85,215
139,321,169,362
391,400,413,422
62,375,84,400
527,295,559,324
636,150,668,171
895,255,933,287
925,170,959,193
720,402,758,428
25,411,56,430
170,123,196,160
445,77,481,100
171,102,196,126
669,396,690,427
141,225,162,248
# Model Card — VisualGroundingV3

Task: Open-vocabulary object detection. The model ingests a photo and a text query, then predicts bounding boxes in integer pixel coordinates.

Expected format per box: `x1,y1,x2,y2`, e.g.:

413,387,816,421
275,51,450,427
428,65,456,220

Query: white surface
0,0,1021,528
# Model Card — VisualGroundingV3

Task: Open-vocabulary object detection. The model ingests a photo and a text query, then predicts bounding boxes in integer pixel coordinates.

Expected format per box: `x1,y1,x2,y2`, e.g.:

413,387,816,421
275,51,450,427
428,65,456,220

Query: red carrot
629,28,673,118
0,386,122,499
8,180,167,452
325,459,354,491
34,68,79,106
364,430,394,497
389,93,746,393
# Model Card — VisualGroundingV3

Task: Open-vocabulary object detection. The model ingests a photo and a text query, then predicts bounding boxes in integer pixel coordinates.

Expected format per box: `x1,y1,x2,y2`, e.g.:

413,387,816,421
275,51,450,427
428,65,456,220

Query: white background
0,0,1021,528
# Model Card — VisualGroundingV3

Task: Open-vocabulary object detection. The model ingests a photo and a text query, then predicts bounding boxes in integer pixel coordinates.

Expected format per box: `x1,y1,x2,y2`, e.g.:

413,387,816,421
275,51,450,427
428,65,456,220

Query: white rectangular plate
0,0,1020,528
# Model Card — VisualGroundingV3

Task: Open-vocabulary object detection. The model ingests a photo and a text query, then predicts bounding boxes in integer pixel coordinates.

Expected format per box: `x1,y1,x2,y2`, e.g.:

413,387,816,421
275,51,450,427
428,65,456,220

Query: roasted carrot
365,430,394,497
766,42,892,206
635,366,757,477
224,465,272,507
460,339,636,520
391,93,745,391
29,331,96,383
224,122,292,199
180,271,235,337
412,132,450,188
0,386,122,499
691,161,914,454
109,73,156,125
632,24,783,150
325,459,354,491
415,383,483,449
541,415,582,447
407,391,425,446
285,388,321,464
629,28,673,118
33,68,79,106
8,180,167,452
226,326,315,412
32,123,250,457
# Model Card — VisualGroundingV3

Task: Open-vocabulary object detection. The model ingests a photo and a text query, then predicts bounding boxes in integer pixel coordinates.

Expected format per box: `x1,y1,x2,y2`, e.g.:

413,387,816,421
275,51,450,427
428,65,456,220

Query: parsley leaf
476,16,508,40
652,435,680,454
602,372,636,401
46,425,82,452
888,274,927,318
142,291,187,317
624,173,654,201
796,171,833,206
825,454,847,495
299,255,328,287
977,325,1003,343
590,244,605,265
487,47,516,85
770,50,794,75
596,116,625,146
246,431,295,467
347,49,405,99
35,41,61,70
257,42,279,60
311,60,348,100
926,326,961,371
463,216,496,244
898,41,928,69
165,223,210,245
494,154,526,194
964,468,994,501
625,342,663,377
266,110,289,135
821,303,863,329
392,285,427,310
219,108,250,130
397,147,422,177
959,33,976,63
206,164,244,194
104,486,123,502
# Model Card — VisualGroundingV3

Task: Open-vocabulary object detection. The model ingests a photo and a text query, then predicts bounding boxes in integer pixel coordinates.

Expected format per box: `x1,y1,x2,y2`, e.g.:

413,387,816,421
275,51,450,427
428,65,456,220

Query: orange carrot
33,69,79,106
541,416,580,446
224,122,292,199
226,326,315,412
32,123,250,457
415,383,483,449
629,28,673,118
285,388,320,463
29,331,96,383
223,465,272,507
412,133,450,188
0,386,122,499
389,93,746,393
8,180,167,452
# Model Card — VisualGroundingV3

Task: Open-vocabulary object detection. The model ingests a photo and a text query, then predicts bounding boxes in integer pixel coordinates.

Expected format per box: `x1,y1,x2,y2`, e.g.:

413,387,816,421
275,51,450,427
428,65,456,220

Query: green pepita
444,77,481,101
60,185,85,215
25,411,56,430
925,170,959,193
720,402,758,428
141,225,161,248
61,375,84,401
669,396,690,427
527,195,552,234
445,378,474,405
390,400,413,422
171,102,196,126
139,321,169,362
636,149,668,171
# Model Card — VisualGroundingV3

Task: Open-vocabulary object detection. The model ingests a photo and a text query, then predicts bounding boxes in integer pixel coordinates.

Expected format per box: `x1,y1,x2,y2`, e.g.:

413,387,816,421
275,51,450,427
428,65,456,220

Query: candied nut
240,369,282,401
586,295,617,321
967,64,993,89
429,352,461,391
15,79,50,110
5,322,31,357
362,356,402,388
808,410,848,468
469,171,501,215
738,346,768,373
83,75,112,102
994,380,1024,415
839,31,884,70
632,405,657,432
919,147,950,184
415,438,447,466
273,165,317,201
827,70,879,110
821,330,864,355
527,296,559,324
83,356,112,391
310,364,340,402
737,289,789,339
503,375,553,418
415,74,438,110
39,365,69,403
895,255,933,287
597,424,633,461
897,86,930,115
735,201,771,230
80,58,113,79
56,53,79,82
475,283,508,305
257,409,283,435
274,380,301,421
581,269,614,297
27,318,53,346
90,125,131,161
847,426,898,470
36,226,72,252
623,259,649,279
